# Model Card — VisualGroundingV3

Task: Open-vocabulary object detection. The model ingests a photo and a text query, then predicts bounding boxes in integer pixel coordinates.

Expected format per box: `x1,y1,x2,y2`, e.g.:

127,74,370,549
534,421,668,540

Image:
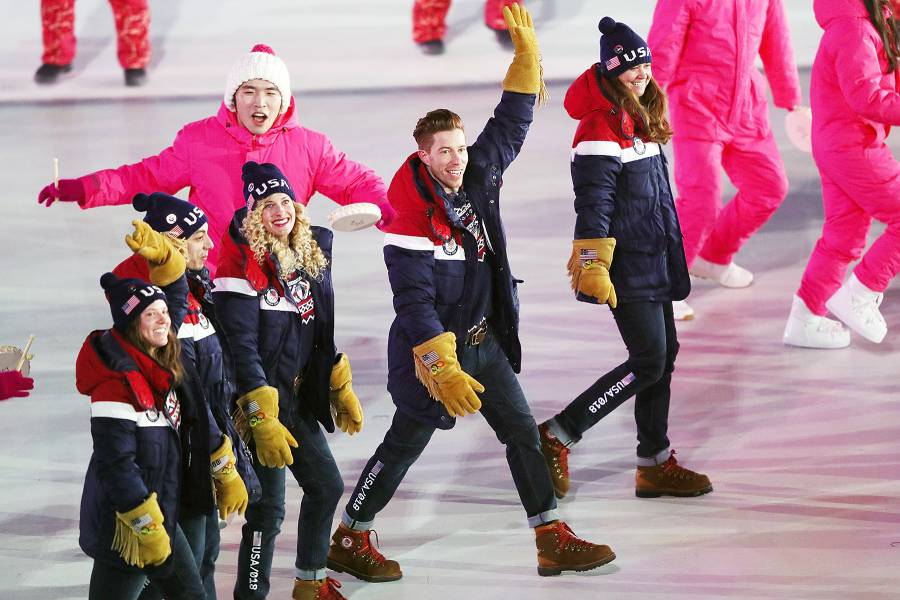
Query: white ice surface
2,2,899,599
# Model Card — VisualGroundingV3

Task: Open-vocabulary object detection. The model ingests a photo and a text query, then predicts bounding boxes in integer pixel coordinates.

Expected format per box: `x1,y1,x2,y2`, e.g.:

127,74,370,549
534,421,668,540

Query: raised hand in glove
210,435,249,519
125,220,186,286
567,238,617,308
112,492,171,568
236,386,298,468
37,179,86,207
502,4,547,103
330,353,363,435
412,332,484,418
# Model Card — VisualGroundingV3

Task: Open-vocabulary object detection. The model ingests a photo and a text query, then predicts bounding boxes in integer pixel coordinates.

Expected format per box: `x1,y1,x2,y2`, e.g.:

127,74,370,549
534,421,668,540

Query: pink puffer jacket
811,0,900,160
78,98,390,270
647,0,802,139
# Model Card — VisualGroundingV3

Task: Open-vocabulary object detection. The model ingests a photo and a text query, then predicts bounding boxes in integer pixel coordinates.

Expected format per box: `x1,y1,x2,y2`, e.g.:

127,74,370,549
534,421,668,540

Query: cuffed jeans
233,411,344,600
344,327,558,530
550,301,677,459
89,525,205,600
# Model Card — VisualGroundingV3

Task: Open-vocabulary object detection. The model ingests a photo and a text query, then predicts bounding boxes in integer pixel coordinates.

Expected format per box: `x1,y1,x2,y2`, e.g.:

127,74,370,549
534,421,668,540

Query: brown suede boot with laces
327,522,402,582
635,450,713,498
291,577,345,600
534,520,615,576
538,423,570,498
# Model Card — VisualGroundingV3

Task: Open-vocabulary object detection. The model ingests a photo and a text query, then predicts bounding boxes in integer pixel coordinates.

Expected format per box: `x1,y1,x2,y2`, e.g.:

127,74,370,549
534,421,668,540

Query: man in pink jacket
648,0,803,319
783,0,900,348
38,44,393,272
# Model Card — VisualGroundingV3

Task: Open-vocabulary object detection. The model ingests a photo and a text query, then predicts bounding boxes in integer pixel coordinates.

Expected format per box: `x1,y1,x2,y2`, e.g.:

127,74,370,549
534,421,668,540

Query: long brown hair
598,68,673,144
125,320,183,384
865,0,900,72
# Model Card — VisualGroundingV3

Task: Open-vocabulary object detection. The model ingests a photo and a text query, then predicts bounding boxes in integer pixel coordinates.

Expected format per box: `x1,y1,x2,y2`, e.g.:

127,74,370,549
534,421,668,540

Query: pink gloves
37,179,86,207
0,371,34,401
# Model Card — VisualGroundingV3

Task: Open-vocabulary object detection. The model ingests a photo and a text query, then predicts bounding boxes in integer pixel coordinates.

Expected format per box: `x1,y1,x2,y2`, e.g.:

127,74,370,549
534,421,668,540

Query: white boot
672,300,695,321
825,273,887,343
783,295,850,349
691,257,754,288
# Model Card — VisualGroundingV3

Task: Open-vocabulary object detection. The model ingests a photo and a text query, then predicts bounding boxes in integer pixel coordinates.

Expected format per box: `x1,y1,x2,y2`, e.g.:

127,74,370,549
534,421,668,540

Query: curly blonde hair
240,200,328,280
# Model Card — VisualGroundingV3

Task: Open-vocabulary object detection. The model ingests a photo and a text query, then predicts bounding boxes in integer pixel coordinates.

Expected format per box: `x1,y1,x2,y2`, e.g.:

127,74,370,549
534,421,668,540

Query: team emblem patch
633,137,646,155
341,536,353,549
614,44,624,54
263,287,280,306
442,238,458,256
198,312,210,329
165,213,177,224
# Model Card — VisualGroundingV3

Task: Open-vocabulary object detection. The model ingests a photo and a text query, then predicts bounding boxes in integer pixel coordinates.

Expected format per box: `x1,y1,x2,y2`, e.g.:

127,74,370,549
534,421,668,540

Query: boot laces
555,522,594,553
318,577,345,600
543,428,570,476
358,529,387,565
660,450,697,480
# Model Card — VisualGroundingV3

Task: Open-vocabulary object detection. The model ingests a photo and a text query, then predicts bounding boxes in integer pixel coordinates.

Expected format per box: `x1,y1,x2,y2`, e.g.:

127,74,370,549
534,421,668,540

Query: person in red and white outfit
412,0,524,54
36,0,151,86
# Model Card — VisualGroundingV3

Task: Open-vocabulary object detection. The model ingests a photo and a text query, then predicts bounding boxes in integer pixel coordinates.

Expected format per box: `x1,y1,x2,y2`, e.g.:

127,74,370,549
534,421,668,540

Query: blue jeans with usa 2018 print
233,410,344,600
550,301,677,459
343,327,559,530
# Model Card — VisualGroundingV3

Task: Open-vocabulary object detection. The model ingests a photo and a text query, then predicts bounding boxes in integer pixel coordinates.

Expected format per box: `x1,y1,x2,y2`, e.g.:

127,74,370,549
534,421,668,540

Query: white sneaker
825,273,887,343
691,257,754,288
672,300,695,321
782,295,851,349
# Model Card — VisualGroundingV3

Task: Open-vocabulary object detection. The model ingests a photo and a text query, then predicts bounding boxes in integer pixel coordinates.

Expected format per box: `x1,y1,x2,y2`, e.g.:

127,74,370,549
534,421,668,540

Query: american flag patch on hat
167,225,183,238
420,350,440,366
122,295,140,315
605,56,621,70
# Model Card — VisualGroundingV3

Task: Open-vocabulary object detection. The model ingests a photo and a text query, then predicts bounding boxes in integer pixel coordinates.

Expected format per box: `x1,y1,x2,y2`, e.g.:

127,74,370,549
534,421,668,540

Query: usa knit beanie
224,44,291,114
242,161,296,212
132,192,207,240
598,17,652,79
100,272,167,332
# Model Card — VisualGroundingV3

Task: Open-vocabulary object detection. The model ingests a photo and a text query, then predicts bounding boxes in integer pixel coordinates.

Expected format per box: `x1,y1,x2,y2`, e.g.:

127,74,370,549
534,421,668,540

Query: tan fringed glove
329,353,363,435
501,4,547,104
567,238,617,308
112,492,171,568
125,220,186,286
210,436,249,519
236,386,298,468
412,332,484,417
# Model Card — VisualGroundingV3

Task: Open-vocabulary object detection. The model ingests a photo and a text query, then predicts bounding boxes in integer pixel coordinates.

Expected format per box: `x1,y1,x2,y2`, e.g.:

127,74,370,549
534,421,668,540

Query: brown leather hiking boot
534,521,615,576
635,450,713,498
292,577,345,600
327,522,402,582
538,423,570,498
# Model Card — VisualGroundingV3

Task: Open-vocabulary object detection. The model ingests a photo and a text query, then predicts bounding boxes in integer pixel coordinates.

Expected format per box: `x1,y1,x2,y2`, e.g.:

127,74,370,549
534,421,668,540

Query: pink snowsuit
40,0,150,69
798,0,900,314
647,0,802,267
76,98,389,273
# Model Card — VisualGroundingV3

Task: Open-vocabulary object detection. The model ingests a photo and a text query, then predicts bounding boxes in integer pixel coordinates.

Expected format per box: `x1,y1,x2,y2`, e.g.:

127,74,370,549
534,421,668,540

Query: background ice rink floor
2,1,899,599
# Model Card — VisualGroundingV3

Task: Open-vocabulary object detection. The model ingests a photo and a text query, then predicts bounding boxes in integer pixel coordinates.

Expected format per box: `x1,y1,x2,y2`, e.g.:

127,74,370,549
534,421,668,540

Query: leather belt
465,317,488,347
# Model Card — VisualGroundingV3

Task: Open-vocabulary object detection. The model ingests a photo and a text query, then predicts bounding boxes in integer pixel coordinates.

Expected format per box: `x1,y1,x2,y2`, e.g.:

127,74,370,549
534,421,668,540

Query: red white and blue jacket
565,65,690,303
76,276,188,573
213,209,337,431
114,255,261,511
382,91,534,429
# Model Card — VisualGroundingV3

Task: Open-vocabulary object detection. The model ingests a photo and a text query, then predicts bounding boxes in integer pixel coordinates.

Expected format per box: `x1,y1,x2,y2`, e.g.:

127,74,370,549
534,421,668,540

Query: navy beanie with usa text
242,161,296,212
598,16,651,79
100,272,167,332
133,192,207,240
